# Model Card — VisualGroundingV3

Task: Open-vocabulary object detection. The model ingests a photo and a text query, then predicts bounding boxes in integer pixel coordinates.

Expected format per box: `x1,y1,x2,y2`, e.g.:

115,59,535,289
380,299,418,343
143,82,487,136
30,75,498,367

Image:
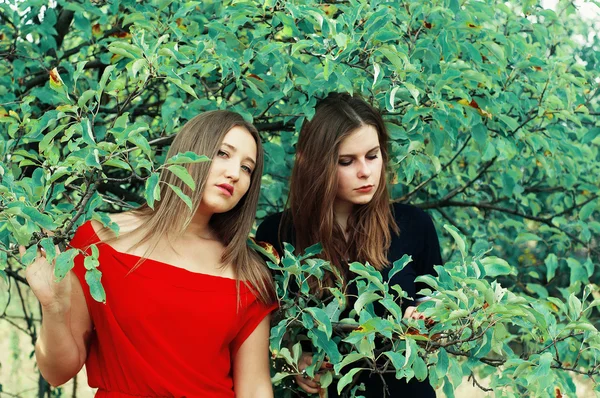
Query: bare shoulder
90,212,145,242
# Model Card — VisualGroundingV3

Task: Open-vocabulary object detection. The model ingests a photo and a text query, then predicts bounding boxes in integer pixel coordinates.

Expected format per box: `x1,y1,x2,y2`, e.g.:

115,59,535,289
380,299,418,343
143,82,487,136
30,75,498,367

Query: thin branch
440,156,497,203
396,136,473,203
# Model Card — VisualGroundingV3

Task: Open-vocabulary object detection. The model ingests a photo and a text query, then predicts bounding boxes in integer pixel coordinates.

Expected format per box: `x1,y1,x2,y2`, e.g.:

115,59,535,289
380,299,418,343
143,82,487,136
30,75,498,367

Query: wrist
41,302,70,318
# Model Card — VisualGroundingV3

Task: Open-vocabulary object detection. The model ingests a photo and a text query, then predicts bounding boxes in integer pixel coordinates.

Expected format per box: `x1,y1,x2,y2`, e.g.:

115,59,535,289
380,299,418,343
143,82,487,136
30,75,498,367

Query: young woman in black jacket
256,93,442,397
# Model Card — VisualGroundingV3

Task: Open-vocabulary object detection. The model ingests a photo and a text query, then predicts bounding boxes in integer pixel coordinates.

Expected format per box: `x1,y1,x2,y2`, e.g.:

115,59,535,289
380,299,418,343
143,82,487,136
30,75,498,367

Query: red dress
70,221,277,397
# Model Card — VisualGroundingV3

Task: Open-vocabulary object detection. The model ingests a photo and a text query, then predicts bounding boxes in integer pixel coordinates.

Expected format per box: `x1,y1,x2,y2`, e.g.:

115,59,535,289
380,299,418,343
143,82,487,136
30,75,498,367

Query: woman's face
335,124,383,208
199,126,257,214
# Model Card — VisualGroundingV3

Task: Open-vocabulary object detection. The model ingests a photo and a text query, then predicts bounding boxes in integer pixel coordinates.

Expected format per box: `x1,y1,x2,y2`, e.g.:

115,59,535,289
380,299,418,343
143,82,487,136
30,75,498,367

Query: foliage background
0,0,599,396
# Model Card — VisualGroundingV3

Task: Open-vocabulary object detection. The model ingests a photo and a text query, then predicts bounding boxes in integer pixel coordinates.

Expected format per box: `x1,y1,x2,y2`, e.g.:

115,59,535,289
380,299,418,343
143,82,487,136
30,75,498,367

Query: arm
405,208,443,319
413,207,443,300
22,248,93,386
232,315,274,398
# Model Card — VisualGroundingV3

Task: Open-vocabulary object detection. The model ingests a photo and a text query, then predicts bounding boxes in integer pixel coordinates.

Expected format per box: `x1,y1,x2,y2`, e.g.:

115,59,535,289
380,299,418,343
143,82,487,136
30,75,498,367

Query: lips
355,185,374,193
216,183,234,196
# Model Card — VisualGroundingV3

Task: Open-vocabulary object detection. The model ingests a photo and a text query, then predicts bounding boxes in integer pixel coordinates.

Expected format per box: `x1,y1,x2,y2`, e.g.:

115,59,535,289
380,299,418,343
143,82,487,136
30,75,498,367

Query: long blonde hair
106,110,275,304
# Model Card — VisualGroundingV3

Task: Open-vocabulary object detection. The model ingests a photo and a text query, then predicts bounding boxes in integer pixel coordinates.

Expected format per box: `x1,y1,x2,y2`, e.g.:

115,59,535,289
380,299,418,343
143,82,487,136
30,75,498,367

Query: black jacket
256,203,442,398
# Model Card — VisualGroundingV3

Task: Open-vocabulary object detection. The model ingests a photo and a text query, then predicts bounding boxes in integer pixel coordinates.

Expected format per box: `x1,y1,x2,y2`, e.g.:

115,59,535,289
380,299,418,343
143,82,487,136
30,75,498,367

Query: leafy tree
0,0,598,396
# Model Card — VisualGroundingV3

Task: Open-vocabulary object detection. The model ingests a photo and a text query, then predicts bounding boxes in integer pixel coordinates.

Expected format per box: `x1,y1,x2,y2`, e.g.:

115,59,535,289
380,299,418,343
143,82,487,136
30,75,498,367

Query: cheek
237,175,252,196
336,168,354,193
372,158,383,179
206,160,222,180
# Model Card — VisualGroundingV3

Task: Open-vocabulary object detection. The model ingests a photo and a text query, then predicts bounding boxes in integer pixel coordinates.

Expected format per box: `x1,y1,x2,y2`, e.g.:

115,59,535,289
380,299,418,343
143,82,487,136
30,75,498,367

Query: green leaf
436,348,449,378
22,207,58,230
498,114,519,131
334,353,369,374
80,117,95,145
483,40,505,62
277,347,295,366
39,124,67,152
269,319,287,351
305,307,333,338
131,58,148,77
21,245,39,266
354,292,382,313
443,224,466,259
271,372,289,385
337,368,362,395
78,89,97,109
39,237,57,264
108,42,143,59
54,249,79,281
442,376,455,398
319,370,333,389
167,183,193,210
299,243,323,259
568,258,589,286
97,65,115,100
309,328,342,364
413,355,428,381
534,352,553,379
480,256,512,277
145,173,161,209
545,253,559,282
166,77,199,99
85,268,106,303
104,158,131,170
84,255,100,271
383,351,406,371
568,293,582,319
348,262,385,291
167,165,196,190
167,152,210,164
448,309,469,320
515,232,541,244
388,254,412,281
579,199,597,220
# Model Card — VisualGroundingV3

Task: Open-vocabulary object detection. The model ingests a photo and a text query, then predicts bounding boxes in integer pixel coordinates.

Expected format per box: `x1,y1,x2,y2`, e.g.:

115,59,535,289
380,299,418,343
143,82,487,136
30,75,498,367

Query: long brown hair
104,110,275,305
284,93,398,286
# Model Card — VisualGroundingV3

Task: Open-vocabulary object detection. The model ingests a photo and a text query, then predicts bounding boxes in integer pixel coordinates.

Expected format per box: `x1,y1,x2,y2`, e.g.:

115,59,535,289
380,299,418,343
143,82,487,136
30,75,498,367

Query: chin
351,195,375,205
199,197,236,214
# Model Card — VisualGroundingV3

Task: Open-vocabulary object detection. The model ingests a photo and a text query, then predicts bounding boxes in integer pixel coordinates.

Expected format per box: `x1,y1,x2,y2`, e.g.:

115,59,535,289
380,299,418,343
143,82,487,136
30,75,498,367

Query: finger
296,375,320,389
296,377,320,393
320,361,333,370
301,354,314,366
19,246,26,256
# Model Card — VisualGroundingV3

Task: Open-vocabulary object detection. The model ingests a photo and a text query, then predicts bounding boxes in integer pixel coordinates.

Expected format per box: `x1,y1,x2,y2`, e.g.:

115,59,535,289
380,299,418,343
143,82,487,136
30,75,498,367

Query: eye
338,159,352,166
217,150,229,158
241,165,253,174
366,154,379,160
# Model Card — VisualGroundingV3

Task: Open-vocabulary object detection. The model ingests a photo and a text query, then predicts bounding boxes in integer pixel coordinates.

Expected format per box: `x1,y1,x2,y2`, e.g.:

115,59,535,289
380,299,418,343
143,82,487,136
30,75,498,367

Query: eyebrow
222,143,256,166
339,146,380,158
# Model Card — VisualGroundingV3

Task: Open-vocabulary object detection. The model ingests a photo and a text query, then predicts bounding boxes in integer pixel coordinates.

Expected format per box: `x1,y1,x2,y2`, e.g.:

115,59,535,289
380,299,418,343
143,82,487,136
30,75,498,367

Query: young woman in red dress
21,110,278,397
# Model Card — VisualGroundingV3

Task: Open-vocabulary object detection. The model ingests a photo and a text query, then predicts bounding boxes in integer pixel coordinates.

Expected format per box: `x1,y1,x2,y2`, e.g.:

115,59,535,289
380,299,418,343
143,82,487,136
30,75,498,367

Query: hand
403,305,426,320
20,244,71,315
294,352,332,395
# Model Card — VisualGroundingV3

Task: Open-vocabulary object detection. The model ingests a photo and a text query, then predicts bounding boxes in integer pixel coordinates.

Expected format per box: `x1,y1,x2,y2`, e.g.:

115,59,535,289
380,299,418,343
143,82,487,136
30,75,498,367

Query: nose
224,161,240,182
357,158,371,179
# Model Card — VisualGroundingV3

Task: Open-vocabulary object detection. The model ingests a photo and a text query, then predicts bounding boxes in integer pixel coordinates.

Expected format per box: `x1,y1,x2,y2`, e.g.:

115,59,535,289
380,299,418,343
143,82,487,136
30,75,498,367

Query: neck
333,199,353,232
187,209,217,240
